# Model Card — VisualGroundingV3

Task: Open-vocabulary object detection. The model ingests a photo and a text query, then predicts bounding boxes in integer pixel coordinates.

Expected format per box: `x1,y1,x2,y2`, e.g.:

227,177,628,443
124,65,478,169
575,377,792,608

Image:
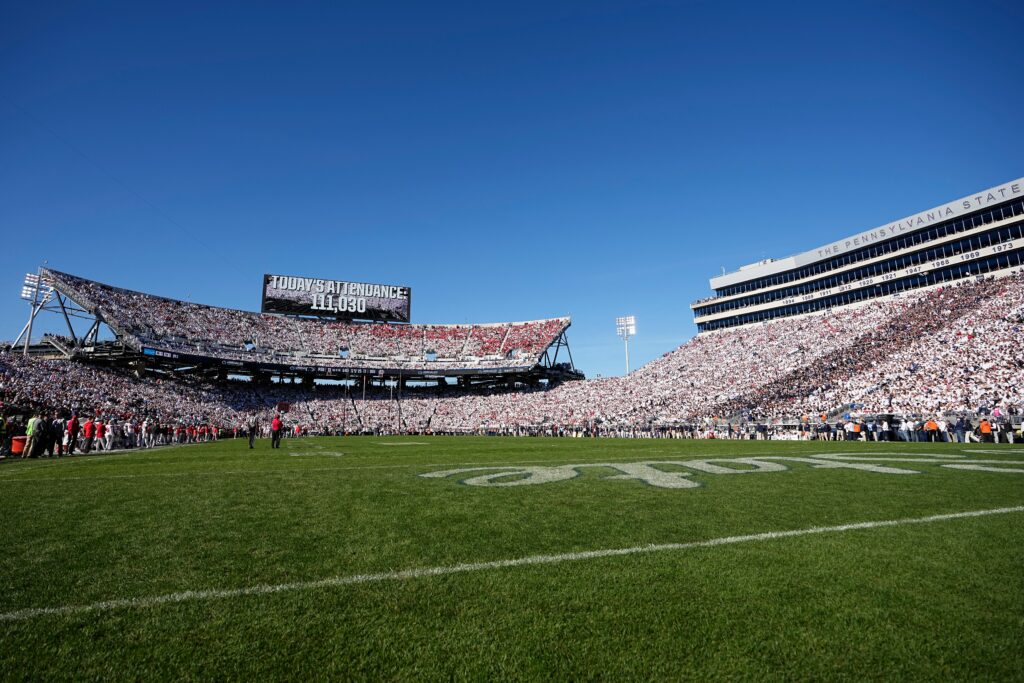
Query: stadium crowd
2,271,1021,454
44,270,569,370
711,273,1024,420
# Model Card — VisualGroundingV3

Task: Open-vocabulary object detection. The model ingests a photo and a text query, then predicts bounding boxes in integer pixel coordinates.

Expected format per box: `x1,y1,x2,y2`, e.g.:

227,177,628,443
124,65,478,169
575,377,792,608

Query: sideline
0,443,195,477
1,505,1021,623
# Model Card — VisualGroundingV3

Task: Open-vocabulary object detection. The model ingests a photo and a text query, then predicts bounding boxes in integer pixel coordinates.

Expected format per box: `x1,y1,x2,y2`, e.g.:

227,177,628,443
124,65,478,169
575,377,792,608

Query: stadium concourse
2,269,1022,451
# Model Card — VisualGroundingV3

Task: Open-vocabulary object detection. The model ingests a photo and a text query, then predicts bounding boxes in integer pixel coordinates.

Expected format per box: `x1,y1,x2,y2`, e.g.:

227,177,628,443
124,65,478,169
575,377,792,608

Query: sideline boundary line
0,443,198,477
2,505,1021,623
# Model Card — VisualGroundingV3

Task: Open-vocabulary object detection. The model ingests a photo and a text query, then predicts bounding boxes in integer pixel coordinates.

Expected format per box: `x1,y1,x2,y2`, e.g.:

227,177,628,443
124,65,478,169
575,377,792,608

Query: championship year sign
261,274,411,322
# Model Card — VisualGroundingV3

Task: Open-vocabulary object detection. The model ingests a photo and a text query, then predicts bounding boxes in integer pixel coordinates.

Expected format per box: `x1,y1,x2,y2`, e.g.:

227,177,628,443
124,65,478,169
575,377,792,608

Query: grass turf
1,436,1022,680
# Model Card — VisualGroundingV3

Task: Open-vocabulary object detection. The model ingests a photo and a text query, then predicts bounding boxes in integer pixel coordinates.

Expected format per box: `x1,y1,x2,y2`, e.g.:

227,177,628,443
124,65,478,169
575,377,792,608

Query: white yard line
1,505,1020,623
962,449,1024,453
0,444,199,477
825,451,966,458
0,464,414,482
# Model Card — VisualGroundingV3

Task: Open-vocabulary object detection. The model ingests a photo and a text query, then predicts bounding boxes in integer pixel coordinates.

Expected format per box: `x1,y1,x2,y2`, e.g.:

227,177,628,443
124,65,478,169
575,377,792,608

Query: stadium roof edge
41,268,571,329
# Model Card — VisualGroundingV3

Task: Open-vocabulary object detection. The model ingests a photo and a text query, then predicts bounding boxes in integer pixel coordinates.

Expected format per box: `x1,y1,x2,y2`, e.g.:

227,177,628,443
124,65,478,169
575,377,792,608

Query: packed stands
3,270,1021,442
43,269,569,372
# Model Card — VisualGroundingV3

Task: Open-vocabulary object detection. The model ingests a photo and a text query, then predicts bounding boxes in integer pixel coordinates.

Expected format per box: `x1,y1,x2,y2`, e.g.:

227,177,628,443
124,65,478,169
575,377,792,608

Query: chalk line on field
962,449,1024,453
0,451,146,473
942,464,1024,473
0,444,210,477
1,506,1021,623
825,452,966,459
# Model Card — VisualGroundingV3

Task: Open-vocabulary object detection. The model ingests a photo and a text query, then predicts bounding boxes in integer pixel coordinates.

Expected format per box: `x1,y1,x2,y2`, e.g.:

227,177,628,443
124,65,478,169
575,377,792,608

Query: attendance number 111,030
309,294,367,314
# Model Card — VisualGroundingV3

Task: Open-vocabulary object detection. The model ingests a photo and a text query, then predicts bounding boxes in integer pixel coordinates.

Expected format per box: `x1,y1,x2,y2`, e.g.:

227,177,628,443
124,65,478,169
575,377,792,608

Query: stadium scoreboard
262,273,411,322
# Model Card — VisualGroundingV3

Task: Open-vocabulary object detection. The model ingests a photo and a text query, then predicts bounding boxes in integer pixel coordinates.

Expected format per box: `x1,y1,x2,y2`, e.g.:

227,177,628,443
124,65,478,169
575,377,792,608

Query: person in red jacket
95,420,107,451
66,413,80,455
82,418,95,454
271,414,282,449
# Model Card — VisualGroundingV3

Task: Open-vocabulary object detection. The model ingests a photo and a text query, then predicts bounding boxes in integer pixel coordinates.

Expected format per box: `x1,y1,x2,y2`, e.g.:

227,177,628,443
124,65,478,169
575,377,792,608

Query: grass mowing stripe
0,446,856,476
4,454,1021,484
3,505,1020,623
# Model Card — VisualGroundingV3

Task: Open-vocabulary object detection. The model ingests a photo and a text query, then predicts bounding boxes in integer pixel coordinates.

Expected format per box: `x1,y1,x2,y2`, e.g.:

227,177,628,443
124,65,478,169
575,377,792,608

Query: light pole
15,268,51,355
615,315,636,375
22,271,42,355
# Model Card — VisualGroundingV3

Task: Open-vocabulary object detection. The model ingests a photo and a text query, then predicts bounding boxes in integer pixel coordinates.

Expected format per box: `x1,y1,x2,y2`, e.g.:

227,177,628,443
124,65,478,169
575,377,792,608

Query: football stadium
5,3,1024,679
2,178,1023,678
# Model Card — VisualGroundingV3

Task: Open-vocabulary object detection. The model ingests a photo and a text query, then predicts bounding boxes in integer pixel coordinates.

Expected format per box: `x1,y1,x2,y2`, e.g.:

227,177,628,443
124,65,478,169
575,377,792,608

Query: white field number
421,454,1024,489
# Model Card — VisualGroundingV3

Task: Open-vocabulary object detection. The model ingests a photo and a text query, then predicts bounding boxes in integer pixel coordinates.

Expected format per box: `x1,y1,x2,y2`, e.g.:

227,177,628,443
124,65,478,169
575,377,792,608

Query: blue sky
2,1,1021,377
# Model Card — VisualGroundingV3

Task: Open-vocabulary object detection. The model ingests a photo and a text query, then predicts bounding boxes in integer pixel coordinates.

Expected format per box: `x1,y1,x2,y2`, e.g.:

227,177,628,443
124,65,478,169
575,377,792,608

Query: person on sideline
247,413,259,449
271,414,282,449
23,413,40,459
82,416,95,453
979,418,993,443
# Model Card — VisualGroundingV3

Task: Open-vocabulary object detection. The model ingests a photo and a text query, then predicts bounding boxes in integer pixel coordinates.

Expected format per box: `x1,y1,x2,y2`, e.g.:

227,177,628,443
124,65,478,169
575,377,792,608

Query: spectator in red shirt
95,420,106,451
66,413,79,455
82,418,95,453
271,414,282,449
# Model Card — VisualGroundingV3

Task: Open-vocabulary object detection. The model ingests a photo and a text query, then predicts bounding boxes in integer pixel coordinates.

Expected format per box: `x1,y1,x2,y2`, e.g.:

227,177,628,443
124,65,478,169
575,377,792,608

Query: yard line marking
0,455,139,478
942,464,1024,473
0,444,199,477
0,466,406,482
826,452,966,458
1,506,1021,623
962,449,1024,453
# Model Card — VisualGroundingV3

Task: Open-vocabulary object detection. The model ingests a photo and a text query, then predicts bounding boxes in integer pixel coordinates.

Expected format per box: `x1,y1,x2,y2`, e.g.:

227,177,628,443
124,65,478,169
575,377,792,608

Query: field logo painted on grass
420,455,1024,489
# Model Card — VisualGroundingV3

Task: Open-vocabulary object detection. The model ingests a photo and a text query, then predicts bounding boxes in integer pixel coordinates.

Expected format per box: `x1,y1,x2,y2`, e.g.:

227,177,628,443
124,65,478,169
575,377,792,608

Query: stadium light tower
615,315,636,374
14,268,52,355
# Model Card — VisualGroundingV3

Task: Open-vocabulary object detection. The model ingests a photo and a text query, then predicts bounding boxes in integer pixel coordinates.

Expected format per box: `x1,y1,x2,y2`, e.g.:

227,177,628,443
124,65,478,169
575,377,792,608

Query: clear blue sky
2,1,1021,377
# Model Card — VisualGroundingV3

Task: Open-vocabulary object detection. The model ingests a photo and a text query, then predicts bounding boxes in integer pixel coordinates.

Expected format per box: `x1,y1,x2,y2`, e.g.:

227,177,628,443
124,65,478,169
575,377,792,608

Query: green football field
2,436,1023,680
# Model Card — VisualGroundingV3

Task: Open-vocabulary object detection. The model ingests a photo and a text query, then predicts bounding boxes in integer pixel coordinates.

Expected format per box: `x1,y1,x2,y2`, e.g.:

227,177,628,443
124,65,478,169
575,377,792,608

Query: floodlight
615,315,636,337
615,315,636,374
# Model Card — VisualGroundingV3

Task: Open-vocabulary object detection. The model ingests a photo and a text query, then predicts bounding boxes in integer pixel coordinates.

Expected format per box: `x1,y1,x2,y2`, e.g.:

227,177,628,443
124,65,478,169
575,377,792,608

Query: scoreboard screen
261,274,411,322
